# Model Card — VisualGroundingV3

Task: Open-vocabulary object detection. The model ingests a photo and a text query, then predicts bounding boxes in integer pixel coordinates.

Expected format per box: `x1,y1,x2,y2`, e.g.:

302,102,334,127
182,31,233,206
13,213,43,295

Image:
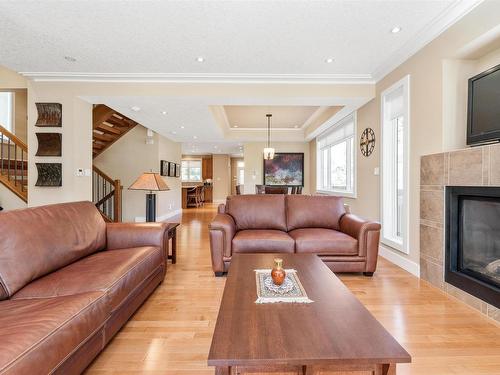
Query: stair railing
92,165,122,222
0,124,28,202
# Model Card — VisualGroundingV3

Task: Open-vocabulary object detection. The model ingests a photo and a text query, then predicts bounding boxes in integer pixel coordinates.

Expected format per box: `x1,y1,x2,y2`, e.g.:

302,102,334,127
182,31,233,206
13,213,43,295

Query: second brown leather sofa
209,194,381,276
0,201,169,375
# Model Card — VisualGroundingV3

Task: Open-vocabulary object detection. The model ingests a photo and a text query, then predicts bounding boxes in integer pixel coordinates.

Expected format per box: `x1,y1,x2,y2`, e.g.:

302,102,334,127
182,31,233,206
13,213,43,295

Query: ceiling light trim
372,0,483,81
19,71,375,84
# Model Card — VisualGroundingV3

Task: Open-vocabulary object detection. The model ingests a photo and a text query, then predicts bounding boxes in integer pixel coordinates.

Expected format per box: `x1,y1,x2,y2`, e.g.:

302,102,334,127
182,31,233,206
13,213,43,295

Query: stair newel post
113,179,122,222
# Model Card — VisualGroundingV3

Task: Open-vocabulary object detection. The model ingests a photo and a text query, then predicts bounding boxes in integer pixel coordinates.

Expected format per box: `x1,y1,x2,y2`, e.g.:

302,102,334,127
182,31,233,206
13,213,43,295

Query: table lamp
129,172,169,222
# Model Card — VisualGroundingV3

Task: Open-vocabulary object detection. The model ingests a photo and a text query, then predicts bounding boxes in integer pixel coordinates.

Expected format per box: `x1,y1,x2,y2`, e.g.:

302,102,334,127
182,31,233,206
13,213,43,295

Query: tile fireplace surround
421,143,499,323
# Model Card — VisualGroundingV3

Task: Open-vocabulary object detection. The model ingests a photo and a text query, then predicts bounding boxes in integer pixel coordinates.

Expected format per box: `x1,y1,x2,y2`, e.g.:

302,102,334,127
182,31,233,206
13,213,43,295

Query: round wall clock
360,128,375,157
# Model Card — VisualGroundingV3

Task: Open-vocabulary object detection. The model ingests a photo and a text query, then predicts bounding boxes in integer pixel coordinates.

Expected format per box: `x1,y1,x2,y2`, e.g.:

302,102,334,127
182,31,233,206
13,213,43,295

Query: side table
165,222,180,264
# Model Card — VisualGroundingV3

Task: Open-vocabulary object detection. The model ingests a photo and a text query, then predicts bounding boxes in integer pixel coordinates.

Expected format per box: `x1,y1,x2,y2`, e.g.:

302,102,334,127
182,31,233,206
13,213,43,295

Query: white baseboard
134,209,182,223
379,245,420,277
212,199,226,204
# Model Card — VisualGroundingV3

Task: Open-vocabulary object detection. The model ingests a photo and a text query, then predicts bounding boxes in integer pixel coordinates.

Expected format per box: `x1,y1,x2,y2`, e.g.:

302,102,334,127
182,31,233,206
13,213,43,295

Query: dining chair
265,186,288,194
255,185,265,194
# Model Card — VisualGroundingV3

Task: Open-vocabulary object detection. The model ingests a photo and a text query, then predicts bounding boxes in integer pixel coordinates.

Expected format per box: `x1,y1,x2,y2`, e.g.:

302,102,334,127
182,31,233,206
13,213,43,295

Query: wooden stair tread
96,124,123,135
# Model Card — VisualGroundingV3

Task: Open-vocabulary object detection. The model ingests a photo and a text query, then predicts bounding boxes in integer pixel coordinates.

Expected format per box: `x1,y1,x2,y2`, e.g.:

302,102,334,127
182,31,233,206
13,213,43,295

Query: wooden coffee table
208,253,411,375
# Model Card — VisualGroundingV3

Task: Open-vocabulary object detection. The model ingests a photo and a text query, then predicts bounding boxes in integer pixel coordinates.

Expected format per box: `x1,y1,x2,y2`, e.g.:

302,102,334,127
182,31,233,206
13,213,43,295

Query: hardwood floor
86,204,500,375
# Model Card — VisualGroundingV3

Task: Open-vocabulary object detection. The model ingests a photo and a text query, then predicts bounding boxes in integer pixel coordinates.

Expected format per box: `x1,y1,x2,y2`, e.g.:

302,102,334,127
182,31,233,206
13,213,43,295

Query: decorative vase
271,258,286,286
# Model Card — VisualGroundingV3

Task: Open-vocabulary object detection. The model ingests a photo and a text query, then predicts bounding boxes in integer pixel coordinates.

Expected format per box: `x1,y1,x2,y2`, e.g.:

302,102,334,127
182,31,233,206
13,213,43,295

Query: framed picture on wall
175,163,181,177
168,162,176,177
160,160,168,176
263,152,304,186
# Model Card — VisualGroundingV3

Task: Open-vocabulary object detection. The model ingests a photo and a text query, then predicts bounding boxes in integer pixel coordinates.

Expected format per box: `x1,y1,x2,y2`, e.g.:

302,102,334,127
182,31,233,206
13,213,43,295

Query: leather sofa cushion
289,228,358,255
0,201,106,299
232,230,295,253
226,195,287,231
0,292,109,375
13,247,163,312
286,195,346,231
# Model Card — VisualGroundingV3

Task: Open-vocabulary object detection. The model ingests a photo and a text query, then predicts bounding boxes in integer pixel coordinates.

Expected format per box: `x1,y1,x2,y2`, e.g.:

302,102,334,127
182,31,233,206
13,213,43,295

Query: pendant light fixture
263,113,275,160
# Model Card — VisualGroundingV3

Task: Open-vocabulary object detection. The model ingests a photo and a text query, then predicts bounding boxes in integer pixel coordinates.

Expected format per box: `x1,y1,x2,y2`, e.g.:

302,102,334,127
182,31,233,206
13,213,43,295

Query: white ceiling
0,0,481,154
224,106,320,129
0,0,478,82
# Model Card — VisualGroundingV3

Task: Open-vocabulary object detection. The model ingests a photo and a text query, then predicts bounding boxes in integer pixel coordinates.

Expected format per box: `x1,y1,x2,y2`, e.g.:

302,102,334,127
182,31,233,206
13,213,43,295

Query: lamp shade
263,147,275,160
128,172,170,191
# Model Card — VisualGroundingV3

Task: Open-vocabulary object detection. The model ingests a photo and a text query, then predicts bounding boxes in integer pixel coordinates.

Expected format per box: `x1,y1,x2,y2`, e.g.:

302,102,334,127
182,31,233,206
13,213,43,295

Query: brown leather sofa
209,195,381,276
0,201,169,375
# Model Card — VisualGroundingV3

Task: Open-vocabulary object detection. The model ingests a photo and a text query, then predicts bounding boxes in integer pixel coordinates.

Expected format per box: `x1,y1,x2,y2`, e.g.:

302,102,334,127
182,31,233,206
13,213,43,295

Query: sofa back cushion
226,195,287,231
286,195,346,231
0,201,106,299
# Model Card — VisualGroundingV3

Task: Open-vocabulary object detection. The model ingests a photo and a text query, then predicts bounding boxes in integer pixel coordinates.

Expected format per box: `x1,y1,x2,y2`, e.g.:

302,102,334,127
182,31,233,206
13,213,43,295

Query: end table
165,222,180,264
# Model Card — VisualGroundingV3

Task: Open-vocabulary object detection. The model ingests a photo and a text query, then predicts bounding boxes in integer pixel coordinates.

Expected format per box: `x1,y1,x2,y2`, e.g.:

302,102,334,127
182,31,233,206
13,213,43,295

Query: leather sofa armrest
106,223,169,258
208,213,236,274
339,214,381,272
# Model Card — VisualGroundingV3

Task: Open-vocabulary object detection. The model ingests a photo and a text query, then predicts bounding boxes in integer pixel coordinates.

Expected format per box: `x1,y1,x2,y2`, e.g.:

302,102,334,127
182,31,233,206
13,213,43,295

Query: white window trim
0,91,14,133
380,75,410,254
316,112,357,199
181,159,202,183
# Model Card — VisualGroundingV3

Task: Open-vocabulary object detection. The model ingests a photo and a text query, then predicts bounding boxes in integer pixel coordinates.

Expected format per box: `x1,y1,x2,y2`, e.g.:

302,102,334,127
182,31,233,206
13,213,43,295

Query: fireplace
445,186,500,308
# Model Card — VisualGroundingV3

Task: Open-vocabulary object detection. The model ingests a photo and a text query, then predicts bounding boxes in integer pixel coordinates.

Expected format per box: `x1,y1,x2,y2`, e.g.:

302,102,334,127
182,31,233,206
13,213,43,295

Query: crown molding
19,71,375,84
372,0,483,82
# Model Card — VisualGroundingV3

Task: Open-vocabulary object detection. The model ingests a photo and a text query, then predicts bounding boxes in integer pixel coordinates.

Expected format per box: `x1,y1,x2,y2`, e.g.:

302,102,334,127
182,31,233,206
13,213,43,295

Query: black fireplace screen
459,197,500,288
446,186,500,308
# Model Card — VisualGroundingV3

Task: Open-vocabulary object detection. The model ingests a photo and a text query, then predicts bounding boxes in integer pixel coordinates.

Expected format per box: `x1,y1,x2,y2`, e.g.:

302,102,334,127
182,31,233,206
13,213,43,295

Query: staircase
92,105,139,222
93,104,139,158
0,125,28,203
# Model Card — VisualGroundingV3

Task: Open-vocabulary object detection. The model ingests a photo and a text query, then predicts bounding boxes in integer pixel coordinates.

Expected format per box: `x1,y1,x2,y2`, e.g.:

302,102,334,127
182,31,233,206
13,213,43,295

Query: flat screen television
467,63,500,145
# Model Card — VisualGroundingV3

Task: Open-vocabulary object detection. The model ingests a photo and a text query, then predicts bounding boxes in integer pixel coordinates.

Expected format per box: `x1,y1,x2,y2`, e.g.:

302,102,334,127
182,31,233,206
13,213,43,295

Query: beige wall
94,126,181,222
344,2,500,268
212,154,231,202
344,99,380,222
28,83,93,207
154,132,182,219
243,142,310,195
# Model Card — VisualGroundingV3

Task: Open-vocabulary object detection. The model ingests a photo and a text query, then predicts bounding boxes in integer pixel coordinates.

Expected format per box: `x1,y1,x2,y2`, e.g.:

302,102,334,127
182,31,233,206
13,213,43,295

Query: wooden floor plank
85,204,500,375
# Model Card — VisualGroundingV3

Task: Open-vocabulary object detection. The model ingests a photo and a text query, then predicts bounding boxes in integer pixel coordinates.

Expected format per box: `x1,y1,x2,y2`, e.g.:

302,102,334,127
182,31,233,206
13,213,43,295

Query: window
181,160,202,182
237,161,245,185
0,92,13,132
316,113,356,197
381,75,410,253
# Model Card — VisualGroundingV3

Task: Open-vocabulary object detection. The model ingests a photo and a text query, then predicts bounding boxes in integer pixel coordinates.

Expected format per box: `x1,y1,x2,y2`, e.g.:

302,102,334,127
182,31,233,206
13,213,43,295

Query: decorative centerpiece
271,258,286,285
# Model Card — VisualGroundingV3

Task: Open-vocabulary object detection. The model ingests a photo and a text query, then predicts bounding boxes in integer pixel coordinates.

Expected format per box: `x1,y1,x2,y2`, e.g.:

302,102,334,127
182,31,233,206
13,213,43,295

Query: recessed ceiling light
233,125,238,128
391,26,402,34
193,135,198,139
294,125,299,128
64,56,76,62
161,111,167,115
214,145,218,149
131,106,141,112
196,56,205,62
325,58,334,63
171,131,177,135
180,125,185,129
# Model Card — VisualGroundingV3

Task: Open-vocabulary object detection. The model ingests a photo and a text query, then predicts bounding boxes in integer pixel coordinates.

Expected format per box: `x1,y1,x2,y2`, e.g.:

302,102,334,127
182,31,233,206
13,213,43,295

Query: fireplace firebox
445,186,500,308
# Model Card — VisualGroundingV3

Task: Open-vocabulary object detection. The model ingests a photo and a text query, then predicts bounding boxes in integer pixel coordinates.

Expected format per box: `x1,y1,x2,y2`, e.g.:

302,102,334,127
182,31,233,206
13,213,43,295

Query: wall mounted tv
467,63,500,145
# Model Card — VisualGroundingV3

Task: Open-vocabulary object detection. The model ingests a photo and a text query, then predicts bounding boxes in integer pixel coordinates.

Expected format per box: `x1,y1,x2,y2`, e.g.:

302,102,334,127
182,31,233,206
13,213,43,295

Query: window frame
0,91,14,133
316,112,357,198
380,75,410,254
181,159,202,183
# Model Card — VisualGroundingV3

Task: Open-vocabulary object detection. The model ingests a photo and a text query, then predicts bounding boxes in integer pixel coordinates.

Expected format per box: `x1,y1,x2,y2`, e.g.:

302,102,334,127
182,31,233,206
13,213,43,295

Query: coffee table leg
375,363,396,375
215,366,231,375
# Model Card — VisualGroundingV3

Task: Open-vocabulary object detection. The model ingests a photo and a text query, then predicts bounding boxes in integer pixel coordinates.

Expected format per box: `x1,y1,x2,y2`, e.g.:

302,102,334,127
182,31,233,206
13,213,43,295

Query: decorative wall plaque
35,163,62,186
35,103,62,127
35,133,62,156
